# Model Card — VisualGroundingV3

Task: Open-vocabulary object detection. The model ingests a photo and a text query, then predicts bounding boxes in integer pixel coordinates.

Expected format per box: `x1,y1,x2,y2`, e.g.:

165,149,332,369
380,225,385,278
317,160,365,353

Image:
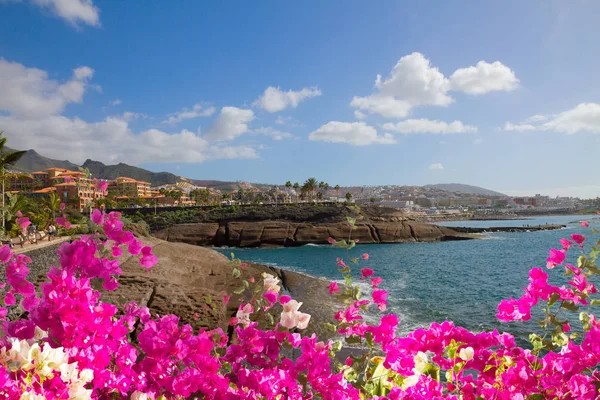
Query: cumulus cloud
0,59,95,118
253,86,321,113
204,106,255,141
429,163,444,170
308,121,396,146
504,103,600,134
110,99,122,106
354,110,367,120
0,114,258,165
351,52,518,118
31,0,100,27
250,127,294,141
163,103,216,125
449,61,519,94
382,119,477,135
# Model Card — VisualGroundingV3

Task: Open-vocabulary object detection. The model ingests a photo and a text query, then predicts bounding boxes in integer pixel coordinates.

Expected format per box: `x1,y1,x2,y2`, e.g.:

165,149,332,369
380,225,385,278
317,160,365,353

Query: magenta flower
263,291,278,304
328,282,340,295
91,209,104,225
0,245,12,263
336,257,347,268
16,216,31,233
361,268,374,278
222,294,231,305
96,180,109,193
361,253,369,261
59,202,65,211
327,237,336,244
55,215,70,229
560,238,572,250
139,246,157,269
371,276,383,288
581,221,590,228
372,289,388,311
279,295,291,304
571,233,586,245
546,248,566,269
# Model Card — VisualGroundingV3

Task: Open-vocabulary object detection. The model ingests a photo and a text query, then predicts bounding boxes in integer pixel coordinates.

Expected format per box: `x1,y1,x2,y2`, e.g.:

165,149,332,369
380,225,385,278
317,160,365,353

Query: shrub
2,210,600,398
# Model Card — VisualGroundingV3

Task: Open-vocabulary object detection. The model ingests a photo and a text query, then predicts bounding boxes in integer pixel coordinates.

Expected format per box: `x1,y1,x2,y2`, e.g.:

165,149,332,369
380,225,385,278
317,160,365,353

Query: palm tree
334,185,340,199
303,178,318,201
345,192,353,201
0,133,26,230
293,182,300,203
44,192,61,221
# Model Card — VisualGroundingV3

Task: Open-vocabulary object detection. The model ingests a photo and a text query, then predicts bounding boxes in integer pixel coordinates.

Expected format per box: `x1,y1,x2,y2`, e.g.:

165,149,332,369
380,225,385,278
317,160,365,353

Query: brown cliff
153,220,473,247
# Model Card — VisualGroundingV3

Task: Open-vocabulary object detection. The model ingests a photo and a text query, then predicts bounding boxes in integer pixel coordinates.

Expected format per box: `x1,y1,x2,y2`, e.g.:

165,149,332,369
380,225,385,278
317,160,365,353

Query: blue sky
1,1,599,197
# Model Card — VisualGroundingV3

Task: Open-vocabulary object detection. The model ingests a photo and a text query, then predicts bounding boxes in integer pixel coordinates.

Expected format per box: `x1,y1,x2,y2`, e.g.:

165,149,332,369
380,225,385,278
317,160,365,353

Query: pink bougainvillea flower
564,323,571,333
361,268,374,278
0,245,12,263
64,176,72,183
361,253,369,261
279,295,291,305
15,211,22,218
222,294,231,305
240,262,248,268
55,215,70,229
59,202,65,211
336,257,347,268
372,290,388,312
16,216,31,232
264,291,278,304
581,221,590,228
91,209,104,225
560,238,572,250
571,233,586,245
371,276,383,288
328,282,340,295
139,246,157,269
96,180,109,193
327,237,336,244
128,239,143,256
546,248,566,269
112,245,123,258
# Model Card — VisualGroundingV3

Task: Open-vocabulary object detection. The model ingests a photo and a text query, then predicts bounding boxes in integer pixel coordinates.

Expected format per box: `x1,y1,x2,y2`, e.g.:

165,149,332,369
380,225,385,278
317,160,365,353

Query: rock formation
153,220,473,247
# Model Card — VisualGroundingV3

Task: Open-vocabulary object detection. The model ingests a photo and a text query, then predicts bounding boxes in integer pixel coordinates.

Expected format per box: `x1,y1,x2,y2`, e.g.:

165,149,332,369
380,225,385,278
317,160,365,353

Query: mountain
425,183,506,197
8,148,80,172
82,159,181,186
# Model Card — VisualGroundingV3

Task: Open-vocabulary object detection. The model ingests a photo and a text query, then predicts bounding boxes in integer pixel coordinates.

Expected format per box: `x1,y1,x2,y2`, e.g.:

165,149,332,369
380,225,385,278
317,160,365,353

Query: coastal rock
154,220,472,247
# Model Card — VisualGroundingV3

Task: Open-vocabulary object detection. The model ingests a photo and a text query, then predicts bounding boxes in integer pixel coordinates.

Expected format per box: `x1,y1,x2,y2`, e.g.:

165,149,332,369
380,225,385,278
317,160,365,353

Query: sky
1,1,600,198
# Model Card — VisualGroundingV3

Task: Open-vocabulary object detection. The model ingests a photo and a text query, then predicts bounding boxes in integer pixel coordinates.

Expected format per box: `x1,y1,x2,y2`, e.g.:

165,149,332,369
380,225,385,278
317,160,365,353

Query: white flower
282,299,302,313
402,374,419,389
262,273,281,293
413,351,429,373
131,392,154,400
235,303,254,328
296,312,311,329
459,346,474,362
279,301,311,329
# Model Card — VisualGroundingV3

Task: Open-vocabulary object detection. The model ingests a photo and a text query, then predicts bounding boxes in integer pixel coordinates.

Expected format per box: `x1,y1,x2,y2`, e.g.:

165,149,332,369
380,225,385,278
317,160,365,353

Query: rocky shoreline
153,220,474,247
16,238,341,339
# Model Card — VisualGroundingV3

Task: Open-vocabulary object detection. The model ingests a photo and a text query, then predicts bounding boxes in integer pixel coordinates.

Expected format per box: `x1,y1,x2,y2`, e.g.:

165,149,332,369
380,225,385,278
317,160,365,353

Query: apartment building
108,177,152,198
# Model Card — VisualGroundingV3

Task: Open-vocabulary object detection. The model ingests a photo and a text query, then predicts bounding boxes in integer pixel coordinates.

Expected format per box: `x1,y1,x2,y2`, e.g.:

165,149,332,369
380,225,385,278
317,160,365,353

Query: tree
44,192,61,221
0,133,26,230
285,181,292,189
370,197,375,205
303,178,318,201
345,192,353,201
293,182,300,203
334,185,340,198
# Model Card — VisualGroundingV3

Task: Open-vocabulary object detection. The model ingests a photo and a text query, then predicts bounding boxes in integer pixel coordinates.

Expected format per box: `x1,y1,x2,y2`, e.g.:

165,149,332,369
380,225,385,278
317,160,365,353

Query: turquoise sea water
218,215,599,343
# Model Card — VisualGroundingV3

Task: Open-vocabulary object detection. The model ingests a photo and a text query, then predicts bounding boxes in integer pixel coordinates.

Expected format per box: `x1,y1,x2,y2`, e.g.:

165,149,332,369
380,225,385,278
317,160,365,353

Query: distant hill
82,159,181,186
8,148,80,172
425,183,506,197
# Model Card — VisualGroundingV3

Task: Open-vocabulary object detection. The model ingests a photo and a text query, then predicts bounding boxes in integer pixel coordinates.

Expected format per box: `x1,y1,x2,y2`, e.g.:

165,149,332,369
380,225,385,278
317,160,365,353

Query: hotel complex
6,168,197,211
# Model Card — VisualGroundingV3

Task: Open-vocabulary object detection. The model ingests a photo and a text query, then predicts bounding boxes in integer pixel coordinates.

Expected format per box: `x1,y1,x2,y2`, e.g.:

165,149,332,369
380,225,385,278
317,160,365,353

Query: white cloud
0,114,258,165
204,106,255,141
163,103,216,125
250,127,294,141
253,86,321,113
351,52,518,118
120,111,148,122
308,121,396,146
523,114,547,123
31,0,100,27
0,59,94,118
449,61,519,94
110,99,122,106
504,103,600,134
503,122,537,132
354,110,367,120
382,119,477,134
429,163,444,170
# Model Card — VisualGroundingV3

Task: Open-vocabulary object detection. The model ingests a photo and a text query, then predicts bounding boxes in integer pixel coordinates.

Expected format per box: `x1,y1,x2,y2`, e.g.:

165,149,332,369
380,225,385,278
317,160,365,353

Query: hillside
8,148,80,172
425,183,506,197
82,159,181,186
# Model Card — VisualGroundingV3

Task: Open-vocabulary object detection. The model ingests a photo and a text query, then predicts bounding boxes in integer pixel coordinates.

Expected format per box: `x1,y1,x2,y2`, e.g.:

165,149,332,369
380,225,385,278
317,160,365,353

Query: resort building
109,177,152,198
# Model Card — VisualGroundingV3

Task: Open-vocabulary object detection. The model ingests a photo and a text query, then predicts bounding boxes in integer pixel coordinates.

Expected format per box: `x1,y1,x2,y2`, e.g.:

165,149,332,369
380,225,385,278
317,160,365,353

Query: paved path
13,236,70,255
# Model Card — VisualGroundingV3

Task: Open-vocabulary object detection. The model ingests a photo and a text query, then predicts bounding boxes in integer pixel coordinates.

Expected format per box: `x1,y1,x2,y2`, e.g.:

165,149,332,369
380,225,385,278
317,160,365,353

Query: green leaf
324,322,338,332
232,268,241,279
591,299,600,306
561,301,579,312
230,252,235,260
548,292,561,307
347,240,356,250
242,280,249,288
345,334,362,344
577,255,586,269
233,287,245,295
346,216,356,226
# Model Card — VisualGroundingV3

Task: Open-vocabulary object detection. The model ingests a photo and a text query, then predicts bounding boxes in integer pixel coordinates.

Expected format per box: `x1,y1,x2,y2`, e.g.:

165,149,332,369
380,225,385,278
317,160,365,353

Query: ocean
217,215,599,344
